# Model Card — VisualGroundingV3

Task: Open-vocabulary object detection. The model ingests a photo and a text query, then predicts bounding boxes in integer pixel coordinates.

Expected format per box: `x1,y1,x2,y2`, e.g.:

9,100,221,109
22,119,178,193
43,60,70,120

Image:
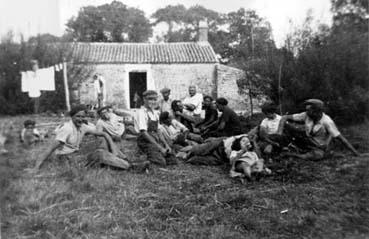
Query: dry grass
1,116,369,239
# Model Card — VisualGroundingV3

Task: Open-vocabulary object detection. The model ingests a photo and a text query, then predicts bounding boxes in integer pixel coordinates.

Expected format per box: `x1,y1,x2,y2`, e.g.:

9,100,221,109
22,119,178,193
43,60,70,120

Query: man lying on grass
277,99,360,160
182,134,271,181
26,105,148,173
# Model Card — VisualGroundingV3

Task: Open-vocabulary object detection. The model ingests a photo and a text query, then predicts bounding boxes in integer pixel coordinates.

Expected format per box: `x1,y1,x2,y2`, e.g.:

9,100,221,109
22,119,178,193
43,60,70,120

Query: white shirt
54,120,96,155
260,114,282,135
96,112,125,138
183,93,203,115
292,112,340,147
134,107,160,132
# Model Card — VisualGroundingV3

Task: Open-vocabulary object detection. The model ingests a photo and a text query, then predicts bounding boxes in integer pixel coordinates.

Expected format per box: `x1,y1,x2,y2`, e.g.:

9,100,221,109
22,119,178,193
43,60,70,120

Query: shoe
130,161,150,172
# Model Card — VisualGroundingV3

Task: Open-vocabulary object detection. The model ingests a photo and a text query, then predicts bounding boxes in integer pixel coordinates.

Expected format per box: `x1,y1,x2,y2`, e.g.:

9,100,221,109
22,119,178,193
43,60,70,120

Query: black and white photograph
0,0,368,238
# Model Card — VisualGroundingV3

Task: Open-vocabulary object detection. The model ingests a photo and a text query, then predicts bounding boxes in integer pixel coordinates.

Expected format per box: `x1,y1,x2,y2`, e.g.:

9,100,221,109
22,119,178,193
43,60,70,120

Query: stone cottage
70,23,248,111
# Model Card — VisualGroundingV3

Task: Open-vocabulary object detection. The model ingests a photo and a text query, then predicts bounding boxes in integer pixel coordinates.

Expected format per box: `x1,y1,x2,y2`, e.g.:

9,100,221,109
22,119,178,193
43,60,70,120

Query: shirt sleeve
55,124,71,144
260,118,267,128
193,94,203,115
95,120,104,132
292,112,307,122
135,109,148,131
325,117,340,138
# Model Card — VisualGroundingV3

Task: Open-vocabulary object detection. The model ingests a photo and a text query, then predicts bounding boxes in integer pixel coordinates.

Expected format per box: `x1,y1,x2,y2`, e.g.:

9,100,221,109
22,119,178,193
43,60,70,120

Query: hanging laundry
38,67,55,91
28,89,41,98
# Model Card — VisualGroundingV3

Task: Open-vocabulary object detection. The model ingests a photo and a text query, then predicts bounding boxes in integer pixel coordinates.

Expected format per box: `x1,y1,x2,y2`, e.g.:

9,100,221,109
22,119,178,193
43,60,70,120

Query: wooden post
278,62,283,115
62,61,71,112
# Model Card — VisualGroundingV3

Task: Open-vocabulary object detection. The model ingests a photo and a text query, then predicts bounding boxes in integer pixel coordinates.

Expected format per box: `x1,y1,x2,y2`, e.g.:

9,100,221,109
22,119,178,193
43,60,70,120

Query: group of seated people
26,85,361,182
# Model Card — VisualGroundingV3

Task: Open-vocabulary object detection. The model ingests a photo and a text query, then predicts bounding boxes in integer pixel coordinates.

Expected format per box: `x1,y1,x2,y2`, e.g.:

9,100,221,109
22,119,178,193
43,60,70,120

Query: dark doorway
129,72,147,108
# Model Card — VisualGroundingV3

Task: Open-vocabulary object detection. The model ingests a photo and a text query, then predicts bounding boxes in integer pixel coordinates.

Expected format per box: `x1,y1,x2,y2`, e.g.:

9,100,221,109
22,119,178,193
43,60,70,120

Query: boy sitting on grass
159,111,203,150
26,105,148,173
20,119,42,146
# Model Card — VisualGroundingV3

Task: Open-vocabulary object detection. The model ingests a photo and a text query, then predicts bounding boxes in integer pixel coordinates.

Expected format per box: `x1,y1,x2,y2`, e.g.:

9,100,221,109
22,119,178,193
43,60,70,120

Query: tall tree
66,1,152,42
151,4,227,52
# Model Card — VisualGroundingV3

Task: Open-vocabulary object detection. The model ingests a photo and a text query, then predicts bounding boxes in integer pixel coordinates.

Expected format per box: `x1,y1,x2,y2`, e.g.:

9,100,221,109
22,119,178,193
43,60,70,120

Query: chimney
198,20,208,42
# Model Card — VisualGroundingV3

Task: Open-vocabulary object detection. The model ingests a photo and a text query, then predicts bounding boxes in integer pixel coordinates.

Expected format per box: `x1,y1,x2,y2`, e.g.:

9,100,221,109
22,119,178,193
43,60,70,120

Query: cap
304,99,324,110
160,87,171,94
142,90,158,99
97,105,112,115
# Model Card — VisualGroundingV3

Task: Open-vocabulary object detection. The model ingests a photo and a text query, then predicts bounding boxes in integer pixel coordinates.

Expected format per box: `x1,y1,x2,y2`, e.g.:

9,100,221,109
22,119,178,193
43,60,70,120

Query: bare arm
175,111,196,123
200,112,218,129
335,134,360,156
276,115,294,135
87,130,117,154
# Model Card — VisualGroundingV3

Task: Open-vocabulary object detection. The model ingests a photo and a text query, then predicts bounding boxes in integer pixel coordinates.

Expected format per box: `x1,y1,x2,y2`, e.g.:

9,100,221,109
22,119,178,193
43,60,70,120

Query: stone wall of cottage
75,63,216,109
216,64,265,113
151,64,216,100
216,64,248,111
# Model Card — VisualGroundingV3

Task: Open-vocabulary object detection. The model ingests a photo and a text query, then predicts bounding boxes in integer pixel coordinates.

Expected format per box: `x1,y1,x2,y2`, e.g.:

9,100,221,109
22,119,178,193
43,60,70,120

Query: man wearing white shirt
183,85,203,118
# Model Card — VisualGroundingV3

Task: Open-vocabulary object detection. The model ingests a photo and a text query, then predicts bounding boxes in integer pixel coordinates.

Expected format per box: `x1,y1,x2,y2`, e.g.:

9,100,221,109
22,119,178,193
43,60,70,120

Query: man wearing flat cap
159,87,173,116
277,99,360,160
134,90,177,166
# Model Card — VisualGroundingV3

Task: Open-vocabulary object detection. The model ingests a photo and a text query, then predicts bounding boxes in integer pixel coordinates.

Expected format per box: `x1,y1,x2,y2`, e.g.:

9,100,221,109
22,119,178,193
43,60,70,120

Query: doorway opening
129,72,147,108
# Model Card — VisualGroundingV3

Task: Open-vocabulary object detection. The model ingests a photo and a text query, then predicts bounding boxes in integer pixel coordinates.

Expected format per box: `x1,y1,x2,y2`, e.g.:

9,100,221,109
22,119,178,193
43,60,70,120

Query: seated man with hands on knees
135,90,177,167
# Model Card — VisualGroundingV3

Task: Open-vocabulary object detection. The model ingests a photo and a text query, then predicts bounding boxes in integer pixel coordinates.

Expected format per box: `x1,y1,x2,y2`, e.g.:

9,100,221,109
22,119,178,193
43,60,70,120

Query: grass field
1,116,369,239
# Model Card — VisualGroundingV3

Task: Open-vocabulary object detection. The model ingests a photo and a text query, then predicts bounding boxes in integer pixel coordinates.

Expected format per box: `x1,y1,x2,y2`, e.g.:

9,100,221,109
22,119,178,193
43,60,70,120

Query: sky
0,0,332,47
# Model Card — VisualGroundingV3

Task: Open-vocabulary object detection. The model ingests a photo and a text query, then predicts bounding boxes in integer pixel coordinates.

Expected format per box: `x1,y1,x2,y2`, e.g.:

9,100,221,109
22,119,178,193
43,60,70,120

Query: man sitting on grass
26,105,147,173
277,99,360,160
257,102,289,161
159,111,203,150
96,105,137,141
195,95,218,135
204,98,242,138
135,90,177,167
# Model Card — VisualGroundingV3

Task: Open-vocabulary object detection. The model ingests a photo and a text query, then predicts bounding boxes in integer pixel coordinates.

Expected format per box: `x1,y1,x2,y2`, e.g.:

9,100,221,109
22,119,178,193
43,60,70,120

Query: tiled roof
71,42,218,64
